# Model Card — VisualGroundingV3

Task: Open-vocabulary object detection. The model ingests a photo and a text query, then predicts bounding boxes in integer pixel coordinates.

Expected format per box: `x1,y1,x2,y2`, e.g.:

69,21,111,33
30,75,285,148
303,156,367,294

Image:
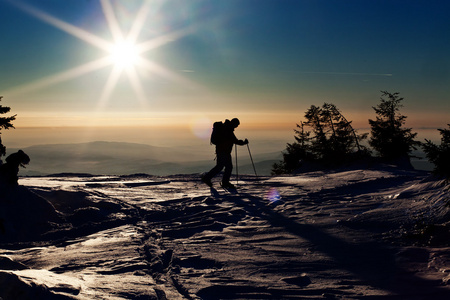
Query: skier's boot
221,181,236,189
201,175,213,187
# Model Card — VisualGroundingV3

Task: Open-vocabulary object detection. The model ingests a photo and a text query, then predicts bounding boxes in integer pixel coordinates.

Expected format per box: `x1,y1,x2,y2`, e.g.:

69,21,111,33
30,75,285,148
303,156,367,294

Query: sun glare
6,0,202,108
109,41,139,69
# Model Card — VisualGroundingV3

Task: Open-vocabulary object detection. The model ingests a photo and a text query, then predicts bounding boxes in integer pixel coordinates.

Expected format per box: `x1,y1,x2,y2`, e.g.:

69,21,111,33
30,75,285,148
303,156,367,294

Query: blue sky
0,0,449,147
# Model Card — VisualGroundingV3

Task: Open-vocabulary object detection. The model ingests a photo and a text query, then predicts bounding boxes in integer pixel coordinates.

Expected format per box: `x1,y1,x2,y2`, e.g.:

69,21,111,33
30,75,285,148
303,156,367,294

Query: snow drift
1,167,450,299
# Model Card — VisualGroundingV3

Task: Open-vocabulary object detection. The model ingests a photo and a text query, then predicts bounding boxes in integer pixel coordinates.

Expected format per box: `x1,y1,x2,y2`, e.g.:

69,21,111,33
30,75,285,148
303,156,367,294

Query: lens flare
266,188,281,203
191,117,212,140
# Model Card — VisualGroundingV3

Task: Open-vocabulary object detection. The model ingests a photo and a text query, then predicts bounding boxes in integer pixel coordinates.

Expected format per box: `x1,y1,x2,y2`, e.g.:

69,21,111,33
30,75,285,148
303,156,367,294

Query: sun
109,40,140,69
6,0,202,108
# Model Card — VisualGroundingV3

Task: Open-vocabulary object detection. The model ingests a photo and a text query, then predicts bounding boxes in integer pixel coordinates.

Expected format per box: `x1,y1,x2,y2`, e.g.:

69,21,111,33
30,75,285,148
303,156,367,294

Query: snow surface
1,167,450,299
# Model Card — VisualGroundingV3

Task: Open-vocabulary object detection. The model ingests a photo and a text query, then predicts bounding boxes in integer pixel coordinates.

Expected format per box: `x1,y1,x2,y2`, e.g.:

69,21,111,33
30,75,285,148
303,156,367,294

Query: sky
1,0,449,150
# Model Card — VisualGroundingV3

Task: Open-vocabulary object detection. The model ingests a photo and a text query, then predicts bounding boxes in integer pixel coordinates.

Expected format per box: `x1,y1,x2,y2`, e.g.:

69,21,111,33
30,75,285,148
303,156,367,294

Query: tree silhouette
0,96,16,158
272,103,368,174
272,121,313,174
422,125,450,178
368,91,418,162
308,103,368,163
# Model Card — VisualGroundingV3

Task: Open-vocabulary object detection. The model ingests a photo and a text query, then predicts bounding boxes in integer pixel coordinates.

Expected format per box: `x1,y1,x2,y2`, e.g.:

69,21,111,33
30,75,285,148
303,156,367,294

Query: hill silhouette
7,141,280,176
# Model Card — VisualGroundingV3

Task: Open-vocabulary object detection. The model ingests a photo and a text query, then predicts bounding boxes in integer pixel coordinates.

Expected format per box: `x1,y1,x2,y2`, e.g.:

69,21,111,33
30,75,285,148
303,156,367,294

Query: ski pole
247,143,258,179
235,144,238,185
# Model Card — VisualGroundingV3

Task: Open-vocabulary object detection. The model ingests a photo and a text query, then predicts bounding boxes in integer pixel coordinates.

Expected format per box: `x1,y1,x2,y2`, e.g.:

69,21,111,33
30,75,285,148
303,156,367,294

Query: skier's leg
203,154,226,184
221,154,233,184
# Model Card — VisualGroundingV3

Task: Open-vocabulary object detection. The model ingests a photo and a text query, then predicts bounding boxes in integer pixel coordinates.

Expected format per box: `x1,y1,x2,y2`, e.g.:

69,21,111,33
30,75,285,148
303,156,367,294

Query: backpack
210,121,224,145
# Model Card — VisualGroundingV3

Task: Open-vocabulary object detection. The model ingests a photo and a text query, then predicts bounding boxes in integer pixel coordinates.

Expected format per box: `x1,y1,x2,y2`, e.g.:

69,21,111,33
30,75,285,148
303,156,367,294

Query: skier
202,118,248,189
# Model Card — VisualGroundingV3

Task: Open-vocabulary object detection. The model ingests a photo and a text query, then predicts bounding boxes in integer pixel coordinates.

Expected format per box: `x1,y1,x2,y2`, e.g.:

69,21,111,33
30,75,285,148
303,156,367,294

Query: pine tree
304,103,368,164
0,96,16,158
272,122,312,175
422,125,450,178
368,91,418,161
272,103,367,174
304,105,328,161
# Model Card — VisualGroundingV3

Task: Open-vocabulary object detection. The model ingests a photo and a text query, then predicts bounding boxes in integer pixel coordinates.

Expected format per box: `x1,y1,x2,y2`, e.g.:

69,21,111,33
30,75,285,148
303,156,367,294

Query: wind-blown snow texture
1,167,450,299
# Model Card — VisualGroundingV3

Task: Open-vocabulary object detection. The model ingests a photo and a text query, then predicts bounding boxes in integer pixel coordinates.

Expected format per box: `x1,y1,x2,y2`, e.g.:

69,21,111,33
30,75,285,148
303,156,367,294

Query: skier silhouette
202,118,248,189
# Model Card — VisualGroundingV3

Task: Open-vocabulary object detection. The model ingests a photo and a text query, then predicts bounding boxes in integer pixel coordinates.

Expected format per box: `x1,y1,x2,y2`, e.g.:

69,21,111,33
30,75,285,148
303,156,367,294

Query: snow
5,225,161,299
1,167,450,299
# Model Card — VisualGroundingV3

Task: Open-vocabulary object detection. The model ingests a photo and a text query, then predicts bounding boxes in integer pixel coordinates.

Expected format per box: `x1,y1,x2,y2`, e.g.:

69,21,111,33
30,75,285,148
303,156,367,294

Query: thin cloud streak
297,71,393,77
138,58,206,92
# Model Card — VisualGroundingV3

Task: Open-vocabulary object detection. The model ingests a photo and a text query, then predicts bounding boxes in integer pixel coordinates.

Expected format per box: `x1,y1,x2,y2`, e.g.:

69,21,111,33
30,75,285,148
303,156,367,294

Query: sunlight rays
139,58,204,91
100,0,124,42
136,27,195,53
98,66,122,109
5,57,112,97
10,0,111,51
126,67,148,108
6,0,202,110
127,0,154,44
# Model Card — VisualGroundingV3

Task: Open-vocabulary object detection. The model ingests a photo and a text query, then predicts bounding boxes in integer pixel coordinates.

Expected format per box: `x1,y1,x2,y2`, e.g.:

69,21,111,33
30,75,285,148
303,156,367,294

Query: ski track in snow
1,169,450,299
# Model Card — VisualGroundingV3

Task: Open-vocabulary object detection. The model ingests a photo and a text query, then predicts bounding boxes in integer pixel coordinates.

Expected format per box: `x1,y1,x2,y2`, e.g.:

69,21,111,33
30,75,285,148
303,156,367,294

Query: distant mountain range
6,141,432,177
8,141,282,176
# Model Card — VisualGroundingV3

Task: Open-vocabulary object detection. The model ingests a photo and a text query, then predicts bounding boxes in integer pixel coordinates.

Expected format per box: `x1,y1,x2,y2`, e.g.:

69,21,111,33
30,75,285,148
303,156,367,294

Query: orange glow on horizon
10,108,448,131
